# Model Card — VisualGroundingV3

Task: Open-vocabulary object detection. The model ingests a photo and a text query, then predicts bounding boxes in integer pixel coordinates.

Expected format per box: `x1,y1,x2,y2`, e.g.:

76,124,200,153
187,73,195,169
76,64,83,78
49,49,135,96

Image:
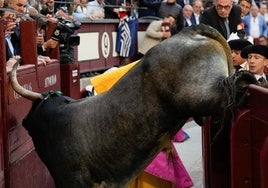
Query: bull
10,24,258,188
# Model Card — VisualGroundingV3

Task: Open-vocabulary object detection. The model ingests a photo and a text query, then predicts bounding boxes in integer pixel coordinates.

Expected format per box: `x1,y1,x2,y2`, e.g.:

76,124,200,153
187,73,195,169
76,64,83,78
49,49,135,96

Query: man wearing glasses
200,0,242,40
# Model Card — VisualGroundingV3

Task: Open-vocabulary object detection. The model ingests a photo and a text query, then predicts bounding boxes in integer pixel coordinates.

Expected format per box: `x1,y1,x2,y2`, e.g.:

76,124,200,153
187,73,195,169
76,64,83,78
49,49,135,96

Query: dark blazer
200,5,242,39
10,26,21,56
177,0,193,8
190,14,197,25
190,13,202,25
183,17,192,27
6,25,21,60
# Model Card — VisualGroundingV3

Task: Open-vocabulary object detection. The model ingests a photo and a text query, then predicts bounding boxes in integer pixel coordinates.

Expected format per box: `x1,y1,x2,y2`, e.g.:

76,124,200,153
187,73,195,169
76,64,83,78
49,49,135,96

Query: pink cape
145,142,193,188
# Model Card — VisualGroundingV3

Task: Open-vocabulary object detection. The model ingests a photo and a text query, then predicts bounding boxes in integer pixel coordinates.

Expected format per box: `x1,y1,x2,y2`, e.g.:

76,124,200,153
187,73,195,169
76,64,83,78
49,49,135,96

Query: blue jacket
242,15,267,37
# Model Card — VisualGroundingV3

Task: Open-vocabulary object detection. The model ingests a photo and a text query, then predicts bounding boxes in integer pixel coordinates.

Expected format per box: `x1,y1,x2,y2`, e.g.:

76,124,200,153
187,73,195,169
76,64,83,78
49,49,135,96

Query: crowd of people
138,0,268,84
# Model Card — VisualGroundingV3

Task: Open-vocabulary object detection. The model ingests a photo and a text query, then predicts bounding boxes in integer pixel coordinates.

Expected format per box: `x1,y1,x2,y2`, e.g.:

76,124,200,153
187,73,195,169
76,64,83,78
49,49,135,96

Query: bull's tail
10,60,43,101
184,24,234,75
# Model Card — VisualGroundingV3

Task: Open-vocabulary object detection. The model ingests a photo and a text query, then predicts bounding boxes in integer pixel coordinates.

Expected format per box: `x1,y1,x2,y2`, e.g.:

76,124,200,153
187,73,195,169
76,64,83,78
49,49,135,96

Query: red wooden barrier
203,84,268,188
0,18,7,188
0,19,61,187
60,63,80,99
260,137,268,188
230,109,252,188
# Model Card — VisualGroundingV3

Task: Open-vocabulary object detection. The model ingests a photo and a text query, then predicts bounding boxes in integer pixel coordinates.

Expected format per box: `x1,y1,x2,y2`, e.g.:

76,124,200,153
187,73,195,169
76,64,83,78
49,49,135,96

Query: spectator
55,6,74,20
41,0,56,16
228,38,252,72
86,0,105,19
0,0,4,8
233,0,238,5
190,0,203,25
200,0,242,40
138,15,176,55
25,1,39,14
243,5,267,39
241,44,268,83
157,0,182,19
138,0,161,17
258,35,268,46
32,0,47,12
5,0,58,64
238,0,252,18
259,2,268,24
182,4,193,27
3,10,19,60
72,0,88,19
104,0,130,19
177,0,193,8
5,0,28,59
204,0,213,9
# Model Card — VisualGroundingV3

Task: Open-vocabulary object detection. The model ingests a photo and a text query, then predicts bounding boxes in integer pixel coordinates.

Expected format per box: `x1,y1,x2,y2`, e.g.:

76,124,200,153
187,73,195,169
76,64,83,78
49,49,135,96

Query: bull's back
179,24,233,74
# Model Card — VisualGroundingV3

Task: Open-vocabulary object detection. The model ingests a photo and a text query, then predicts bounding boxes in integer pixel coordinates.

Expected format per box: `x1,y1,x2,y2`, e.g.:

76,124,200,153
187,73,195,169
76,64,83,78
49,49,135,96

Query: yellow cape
90,60,140,94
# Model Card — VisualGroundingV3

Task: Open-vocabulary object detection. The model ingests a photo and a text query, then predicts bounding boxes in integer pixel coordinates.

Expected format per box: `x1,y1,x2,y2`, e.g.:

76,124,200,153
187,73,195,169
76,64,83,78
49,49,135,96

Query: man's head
228,39,252,66
192,0,203,14
250,5,259,17
238,0,252,17
46,0,55,8
215,0,233,18
0,0,4,8
167,0,176,4
183,5,193,19
163,15,176,25
259,35,268,46
241,45,268,75
7,0,27,13
259,3,267,16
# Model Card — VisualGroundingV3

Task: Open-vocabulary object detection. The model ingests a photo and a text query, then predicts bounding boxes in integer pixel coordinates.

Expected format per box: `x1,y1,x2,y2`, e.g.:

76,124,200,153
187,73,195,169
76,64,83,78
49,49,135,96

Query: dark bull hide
10,24,258,188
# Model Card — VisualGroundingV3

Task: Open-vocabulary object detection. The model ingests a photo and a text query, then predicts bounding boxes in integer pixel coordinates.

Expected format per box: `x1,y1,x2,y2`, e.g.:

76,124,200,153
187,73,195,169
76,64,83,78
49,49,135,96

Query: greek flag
116,14,138,57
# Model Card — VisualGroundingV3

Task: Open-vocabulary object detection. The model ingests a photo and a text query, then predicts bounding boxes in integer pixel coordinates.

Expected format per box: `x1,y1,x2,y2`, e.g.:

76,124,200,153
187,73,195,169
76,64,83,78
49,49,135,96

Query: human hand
38,55,53,66
3,12,17,35
36,32,45,46
43,39,59,50
162,31,171,39
5,21,16,35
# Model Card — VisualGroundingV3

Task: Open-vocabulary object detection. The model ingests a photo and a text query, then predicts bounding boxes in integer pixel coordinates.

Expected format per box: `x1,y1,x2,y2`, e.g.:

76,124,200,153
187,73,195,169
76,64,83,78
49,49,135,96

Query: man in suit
200,0,242,39
241,44,268,83
177,0,193,8
190,0,203,25
183,4,193,27
6,0,28,59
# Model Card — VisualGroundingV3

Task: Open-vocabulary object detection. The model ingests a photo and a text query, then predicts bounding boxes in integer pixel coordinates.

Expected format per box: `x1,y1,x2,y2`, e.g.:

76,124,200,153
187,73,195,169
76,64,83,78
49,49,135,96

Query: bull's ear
233,71,258,107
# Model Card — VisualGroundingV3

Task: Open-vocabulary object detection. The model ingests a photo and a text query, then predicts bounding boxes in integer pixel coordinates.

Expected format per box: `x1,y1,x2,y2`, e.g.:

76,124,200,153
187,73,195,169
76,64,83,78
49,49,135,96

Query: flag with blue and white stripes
116,14,138,57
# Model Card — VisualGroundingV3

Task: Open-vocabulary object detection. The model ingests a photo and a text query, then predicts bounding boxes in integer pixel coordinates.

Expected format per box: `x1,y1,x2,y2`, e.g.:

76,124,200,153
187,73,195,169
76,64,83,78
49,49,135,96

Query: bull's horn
10,60,44,101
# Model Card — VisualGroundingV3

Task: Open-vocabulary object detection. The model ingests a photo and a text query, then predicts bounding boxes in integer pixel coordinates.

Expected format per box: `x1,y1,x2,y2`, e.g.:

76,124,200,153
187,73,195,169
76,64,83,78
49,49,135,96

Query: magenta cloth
145,143,193,188
173,129,189,142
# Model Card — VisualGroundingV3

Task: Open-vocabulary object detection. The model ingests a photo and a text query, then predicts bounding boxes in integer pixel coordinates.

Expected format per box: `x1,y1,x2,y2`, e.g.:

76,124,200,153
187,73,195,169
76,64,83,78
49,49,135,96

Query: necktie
258,77,266,84
224,18,230,39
